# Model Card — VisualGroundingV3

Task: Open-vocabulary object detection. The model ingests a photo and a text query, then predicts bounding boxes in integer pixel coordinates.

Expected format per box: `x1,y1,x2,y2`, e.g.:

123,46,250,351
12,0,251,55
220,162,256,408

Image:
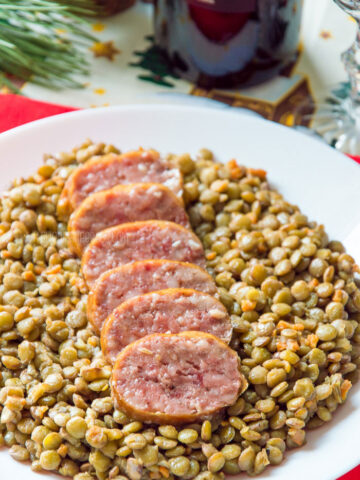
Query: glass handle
342,22,360,105
334,1,360,104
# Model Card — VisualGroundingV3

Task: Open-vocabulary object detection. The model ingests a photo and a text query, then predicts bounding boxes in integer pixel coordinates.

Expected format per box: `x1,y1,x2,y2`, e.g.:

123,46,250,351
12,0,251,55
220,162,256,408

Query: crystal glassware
154,0,303,89
296,1,360,154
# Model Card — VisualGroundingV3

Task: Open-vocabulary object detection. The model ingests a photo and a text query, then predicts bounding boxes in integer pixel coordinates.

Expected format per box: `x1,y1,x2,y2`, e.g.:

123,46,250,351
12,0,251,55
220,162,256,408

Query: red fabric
347,154,360,164
338,465,360,480
0,94,77,133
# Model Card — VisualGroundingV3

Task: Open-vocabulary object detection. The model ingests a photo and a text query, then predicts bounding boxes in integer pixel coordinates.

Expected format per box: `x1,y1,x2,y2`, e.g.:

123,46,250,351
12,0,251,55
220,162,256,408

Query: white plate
0,105,359,480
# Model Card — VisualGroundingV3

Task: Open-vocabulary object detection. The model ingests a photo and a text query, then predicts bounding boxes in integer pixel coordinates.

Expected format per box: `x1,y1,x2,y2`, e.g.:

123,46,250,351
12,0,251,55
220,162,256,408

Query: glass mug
154,0,303,88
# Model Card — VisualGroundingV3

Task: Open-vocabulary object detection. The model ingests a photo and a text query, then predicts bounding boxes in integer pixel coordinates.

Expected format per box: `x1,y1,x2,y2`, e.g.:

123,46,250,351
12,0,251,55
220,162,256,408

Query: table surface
14,0,356,125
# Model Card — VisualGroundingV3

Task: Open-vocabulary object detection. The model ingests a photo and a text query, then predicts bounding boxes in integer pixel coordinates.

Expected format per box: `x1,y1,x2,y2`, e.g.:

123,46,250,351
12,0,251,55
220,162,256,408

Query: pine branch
0,1,100,93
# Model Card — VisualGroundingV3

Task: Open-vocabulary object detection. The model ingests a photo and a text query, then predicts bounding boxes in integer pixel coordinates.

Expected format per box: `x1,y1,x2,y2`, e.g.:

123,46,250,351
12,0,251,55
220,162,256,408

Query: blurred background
0,1,357,150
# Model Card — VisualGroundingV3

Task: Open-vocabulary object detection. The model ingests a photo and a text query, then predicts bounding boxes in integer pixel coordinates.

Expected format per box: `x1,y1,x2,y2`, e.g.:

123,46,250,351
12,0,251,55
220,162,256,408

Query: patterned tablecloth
12,0,356,127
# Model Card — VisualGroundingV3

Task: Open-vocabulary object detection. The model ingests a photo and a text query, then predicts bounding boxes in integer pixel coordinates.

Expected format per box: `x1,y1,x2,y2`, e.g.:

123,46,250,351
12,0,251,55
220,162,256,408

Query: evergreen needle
0,0,101,93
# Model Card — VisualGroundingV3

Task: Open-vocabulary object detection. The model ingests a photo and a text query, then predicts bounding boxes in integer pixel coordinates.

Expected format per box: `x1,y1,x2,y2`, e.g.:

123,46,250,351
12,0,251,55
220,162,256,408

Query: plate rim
1,102,358,173
0,103,359,480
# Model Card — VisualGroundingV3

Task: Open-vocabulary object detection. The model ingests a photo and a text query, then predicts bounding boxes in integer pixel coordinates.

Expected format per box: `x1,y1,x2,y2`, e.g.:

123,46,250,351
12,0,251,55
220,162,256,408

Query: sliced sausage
68,183,190,256
111,331,247,425
101,288,232,364
87,260,216,334
82,220,206,288
58,150,182,218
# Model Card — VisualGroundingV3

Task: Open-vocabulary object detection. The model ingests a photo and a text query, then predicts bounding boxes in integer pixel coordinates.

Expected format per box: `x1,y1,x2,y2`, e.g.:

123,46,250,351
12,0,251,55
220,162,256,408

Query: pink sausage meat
64,150,183,211
68,183,190,255
101,288,232,364
87,259,217,334
112,332,246,425
82,220,206,288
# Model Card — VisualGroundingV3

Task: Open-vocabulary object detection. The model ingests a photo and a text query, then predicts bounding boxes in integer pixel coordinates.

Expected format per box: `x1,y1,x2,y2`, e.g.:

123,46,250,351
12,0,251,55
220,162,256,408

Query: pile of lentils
0,140,359,480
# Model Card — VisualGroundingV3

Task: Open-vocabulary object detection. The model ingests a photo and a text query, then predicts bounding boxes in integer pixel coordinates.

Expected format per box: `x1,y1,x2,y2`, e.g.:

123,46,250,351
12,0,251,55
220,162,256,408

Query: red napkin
0,93,359,480
0,94,77,132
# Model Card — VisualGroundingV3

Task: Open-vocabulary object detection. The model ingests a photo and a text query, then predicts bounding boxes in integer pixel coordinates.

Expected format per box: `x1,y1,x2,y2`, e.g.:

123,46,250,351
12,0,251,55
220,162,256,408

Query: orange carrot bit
87,336,99,348
46,264,61,275
227,159,239,169
276,340,287,352
293,323,305,332
306,334,319,349
57,444,68,457
353,264,360,274
287,339,300,352
332,290,344,303
279,224,295,233
277,321,292,331
308,278,319,289
241,300,256,312
341,380,352,402
206,251,216,261
247,168,267,179
248,212,258,224
22,271,36,282
227,159,245,180
159,467,170,478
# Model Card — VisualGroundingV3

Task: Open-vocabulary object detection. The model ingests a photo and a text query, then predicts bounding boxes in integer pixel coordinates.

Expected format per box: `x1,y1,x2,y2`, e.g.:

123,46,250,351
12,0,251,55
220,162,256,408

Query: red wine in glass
154,0,302,88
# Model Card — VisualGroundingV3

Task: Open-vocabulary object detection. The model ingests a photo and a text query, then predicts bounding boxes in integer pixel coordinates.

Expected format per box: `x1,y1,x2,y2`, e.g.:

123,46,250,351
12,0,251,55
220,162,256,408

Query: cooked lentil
0,141,359,479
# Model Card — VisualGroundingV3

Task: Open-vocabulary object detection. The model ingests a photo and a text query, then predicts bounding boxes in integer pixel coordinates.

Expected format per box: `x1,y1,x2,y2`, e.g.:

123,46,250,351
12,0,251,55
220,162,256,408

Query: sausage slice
101,288,232,364
82,220,206,288
111,332,247,425
87,260,216,334
68,183,190,255
58,150,182,218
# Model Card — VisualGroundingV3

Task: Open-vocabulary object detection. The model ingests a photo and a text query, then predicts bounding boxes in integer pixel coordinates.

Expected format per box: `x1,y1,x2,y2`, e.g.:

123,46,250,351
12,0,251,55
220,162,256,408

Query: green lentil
39,450,61,470
125,433,147,450
154,436,177,450
249,365,268,384
165,445,186,458
201,420,212,442
178,429,198,445
158,425,178,440
133,444,158,467
122,422,143,435
0,144,358,480
208,452,225,473
43,432,62,450
238,446,256,472
169,456,191,476
221,444,241,460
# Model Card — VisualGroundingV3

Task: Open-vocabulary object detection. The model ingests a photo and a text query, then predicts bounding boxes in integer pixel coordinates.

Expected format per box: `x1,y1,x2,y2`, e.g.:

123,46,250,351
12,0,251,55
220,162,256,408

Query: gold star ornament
90,41,121,61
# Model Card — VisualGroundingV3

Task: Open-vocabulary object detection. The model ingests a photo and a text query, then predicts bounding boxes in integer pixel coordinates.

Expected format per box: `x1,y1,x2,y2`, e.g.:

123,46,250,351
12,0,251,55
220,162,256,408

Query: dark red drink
154,0,302,88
